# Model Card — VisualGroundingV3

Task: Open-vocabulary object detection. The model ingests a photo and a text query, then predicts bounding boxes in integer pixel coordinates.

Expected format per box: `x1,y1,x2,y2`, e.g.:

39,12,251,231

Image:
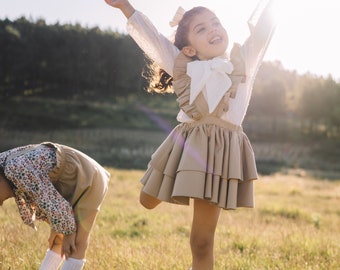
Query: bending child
0,142,110,270
105,1,276,269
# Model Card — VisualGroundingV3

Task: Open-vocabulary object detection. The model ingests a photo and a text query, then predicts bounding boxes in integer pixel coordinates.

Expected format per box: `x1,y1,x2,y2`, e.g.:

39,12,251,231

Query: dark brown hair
144,7,211,94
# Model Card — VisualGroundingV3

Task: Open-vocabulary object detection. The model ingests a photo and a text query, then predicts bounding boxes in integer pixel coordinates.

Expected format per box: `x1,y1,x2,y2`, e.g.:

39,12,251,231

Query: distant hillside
0,17,339,173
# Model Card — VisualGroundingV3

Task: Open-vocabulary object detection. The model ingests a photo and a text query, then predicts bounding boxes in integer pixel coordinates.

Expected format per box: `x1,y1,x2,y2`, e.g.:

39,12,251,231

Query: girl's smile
184,9,229,60
209,35,224,45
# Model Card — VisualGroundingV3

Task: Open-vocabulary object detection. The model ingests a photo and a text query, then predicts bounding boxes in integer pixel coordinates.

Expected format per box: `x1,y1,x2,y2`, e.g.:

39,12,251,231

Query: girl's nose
208,25,218,34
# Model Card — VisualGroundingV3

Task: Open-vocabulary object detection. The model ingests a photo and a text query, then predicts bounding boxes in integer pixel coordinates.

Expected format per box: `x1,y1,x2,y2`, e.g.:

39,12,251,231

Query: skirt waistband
182,116,243,132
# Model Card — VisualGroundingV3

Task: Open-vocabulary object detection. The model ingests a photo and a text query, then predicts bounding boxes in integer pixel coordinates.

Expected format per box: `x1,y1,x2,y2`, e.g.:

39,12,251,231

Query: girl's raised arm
243,0,276,77
104,0,135,18
104,0,178,74
127,12,179,75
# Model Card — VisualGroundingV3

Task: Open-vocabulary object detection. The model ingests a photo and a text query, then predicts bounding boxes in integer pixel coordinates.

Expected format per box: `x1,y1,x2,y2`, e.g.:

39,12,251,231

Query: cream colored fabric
47,143,110,232
173,52,208,121
127,3,276,125
173,44,247,122
186,57,233,113
129,1,276,209
169,6,185,27
141,44,256,210
141,117,257,209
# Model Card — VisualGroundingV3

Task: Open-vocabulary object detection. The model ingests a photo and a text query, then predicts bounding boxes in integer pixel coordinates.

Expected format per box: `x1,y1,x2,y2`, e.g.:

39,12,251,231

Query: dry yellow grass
1,169,339,269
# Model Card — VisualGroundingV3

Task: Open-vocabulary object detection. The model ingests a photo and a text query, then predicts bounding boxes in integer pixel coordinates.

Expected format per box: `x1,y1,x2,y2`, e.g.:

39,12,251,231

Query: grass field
1,168,339,270
0,98,339,269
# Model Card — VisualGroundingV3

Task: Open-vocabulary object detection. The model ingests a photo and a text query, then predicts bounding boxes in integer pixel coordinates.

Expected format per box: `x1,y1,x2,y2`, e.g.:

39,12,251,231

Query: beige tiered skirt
140,116,258,210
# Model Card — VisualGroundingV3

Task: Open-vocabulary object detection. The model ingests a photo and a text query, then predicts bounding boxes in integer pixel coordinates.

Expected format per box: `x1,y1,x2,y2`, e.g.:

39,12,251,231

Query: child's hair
0,166,5,179
144,7,211,94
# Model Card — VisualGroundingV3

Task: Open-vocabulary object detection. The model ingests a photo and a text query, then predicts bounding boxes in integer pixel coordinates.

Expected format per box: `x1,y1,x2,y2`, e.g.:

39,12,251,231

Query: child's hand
104,0,126,9
62,233,77,260
48,230,64,250
104,0,135,18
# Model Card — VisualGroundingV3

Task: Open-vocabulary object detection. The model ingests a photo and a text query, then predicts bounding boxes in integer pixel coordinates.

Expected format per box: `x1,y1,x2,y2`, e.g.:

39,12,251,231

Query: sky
1,0,339,80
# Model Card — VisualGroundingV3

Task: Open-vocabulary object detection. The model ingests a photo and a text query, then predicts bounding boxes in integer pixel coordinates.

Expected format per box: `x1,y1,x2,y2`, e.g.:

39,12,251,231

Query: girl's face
183,10,229,60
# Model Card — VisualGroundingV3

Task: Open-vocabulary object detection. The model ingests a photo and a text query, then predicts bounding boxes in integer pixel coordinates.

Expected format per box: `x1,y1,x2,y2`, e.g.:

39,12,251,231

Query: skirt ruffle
140,117,258,210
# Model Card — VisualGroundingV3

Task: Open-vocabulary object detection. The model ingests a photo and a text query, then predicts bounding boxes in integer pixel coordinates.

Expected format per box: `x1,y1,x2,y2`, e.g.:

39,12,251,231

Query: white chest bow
186,57,234,113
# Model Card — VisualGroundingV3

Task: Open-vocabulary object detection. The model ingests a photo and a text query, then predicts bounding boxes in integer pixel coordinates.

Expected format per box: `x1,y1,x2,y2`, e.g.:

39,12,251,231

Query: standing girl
0,142,110,270
104,1,276,269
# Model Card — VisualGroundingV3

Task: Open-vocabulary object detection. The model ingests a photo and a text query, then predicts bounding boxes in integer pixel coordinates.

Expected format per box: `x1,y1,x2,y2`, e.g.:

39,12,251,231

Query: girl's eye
197,27,205,33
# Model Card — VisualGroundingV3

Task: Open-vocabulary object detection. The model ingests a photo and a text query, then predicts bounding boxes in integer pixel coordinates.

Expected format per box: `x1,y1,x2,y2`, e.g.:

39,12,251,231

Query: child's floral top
0,144,76,235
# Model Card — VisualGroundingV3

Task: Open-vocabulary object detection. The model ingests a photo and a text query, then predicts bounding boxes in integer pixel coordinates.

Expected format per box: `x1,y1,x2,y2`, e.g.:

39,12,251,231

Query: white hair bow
187,58,234,113
169,6,186,27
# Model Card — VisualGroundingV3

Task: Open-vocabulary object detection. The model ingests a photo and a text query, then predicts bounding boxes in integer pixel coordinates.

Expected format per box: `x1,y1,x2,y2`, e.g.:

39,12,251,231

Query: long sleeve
4,148,77,235
223,0,276,125
125,3,276,126
243,0,276,79
0,145,32,168
127,11,179,76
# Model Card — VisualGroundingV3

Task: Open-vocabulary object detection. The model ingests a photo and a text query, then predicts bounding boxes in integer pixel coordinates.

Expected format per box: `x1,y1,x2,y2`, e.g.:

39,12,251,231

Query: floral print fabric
0,145,76,235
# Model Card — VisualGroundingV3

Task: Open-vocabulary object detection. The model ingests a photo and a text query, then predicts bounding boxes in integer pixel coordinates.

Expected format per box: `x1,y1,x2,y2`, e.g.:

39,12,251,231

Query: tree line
0,17,145,101
1,17,339,140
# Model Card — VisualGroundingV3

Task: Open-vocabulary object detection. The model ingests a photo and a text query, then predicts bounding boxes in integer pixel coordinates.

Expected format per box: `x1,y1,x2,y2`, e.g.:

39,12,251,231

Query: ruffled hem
140,117,258,209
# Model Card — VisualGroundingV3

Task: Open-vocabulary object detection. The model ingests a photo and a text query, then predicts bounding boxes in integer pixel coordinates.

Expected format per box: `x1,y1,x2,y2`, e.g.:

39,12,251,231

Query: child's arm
104,0,135,18
127,12,179,76
6,157,77,234
104,0,179,75
242,0,276,77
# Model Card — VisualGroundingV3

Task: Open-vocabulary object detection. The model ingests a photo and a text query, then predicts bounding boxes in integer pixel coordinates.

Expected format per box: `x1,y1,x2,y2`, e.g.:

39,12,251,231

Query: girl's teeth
210,37,221,43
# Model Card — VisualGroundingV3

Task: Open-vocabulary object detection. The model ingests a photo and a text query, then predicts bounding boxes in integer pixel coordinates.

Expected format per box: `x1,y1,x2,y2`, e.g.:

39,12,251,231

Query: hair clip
169,6,186,27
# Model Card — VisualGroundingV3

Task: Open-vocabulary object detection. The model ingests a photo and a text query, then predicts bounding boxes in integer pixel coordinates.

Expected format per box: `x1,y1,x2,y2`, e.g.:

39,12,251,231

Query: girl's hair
144,7,211,94
0,166,5,178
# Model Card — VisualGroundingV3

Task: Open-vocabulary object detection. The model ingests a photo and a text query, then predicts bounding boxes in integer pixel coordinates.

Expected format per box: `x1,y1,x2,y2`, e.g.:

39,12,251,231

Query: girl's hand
104,0,126,9
62,233,77,260
48,230,64,251
104,0,135,18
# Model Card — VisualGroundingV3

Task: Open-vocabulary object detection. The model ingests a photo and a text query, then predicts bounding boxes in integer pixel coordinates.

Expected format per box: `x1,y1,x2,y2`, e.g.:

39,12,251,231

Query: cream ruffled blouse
126,1,276,126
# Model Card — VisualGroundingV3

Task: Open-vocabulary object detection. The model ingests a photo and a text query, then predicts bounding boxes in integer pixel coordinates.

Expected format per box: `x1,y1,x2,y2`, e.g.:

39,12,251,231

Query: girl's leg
44,213,96,270
69,212,97,260
139,190,161,209
59,212,97,270
49,232,64,254
39,231,64,270
190,199,221,270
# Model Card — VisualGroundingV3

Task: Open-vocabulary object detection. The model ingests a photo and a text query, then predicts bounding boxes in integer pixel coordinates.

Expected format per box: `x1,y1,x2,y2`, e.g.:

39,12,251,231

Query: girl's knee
190,234,214,257
72,224,91,259
71,238,89,259
76,237,89,249
191,234,213,247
